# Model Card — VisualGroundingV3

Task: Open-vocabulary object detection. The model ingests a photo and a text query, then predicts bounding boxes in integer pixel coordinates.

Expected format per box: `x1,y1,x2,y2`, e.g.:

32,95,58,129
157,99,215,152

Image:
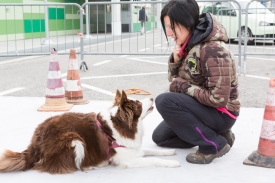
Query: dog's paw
160,149,176,156
118,163,129,169
164,160,180,168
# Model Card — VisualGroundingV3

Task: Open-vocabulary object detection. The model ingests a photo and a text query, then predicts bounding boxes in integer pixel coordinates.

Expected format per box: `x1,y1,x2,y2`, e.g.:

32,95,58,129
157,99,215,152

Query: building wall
0,0,157,41
0,0,83,41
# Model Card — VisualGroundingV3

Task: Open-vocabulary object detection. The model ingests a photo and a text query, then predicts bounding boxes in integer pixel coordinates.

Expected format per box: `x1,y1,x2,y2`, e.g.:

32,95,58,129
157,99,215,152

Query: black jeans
152,92,236,154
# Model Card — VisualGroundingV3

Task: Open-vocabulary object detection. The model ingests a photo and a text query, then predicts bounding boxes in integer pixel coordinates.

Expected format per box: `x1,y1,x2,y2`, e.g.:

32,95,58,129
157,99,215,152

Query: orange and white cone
38,48,73,112
243,78,275,168
65,49,89,104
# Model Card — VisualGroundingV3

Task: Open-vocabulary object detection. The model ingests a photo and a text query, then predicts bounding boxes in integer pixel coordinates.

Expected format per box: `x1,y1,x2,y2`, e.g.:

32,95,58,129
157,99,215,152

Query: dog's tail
0,149,30,172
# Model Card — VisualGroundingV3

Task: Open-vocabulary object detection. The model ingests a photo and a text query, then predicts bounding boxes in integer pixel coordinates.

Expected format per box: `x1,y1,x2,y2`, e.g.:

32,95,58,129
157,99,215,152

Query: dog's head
110,90,154,139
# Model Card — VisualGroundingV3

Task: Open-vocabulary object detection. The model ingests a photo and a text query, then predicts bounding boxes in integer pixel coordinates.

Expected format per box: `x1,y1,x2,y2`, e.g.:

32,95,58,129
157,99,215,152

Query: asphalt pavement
0,45,274,108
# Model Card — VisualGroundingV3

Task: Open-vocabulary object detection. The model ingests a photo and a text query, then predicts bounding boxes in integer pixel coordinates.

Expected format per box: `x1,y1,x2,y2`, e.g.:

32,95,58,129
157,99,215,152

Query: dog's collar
96,119,124,162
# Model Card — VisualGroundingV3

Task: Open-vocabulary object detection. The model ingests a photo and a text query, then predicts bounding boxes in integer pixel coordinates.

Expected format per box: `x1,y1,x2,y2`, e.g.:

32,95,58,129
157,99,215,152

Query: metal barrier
78,1,172,71
0,0,274,75
79,1,170,56
243,0,275,75
0,3,82,56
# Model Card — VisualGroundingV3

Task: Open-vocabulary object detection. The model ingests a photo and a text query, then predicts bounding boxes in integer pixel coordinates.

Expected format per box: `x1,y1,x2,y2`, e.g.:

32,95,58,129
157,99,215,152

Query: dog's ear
115,89,121,98
120,90,128,105
114,90,122,106
119,91,135,129
121,91,134,129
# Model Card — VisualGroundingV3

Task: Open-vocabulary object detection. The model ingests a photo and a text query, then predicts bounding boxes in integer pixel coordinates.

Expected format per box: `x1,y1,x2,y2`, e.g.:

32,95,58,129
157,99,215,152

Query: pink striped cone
65,49,89,104
46,50,64,98
38,48,73,112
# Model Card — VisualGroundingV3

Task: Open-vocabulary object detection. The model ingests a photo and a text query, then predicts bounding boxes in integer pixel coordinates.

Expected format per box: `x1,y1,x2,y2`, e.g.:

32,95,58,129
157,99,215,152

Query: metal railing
0,3,82,56
243,0,275,75
0,0,274,75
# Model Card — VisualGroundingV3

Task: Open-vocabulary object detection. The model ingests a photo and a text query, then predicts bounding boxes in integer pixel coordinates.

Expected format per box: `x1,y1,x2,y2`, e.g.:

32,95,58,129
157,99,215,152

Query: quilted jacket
169,13,240,115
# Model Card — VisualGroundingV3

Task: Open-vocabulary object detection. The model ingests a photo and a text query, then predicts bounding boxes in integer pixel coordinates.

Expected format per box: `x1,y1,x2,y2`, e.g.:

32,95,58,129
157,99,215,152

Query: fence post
79,5,88,71
112,0,121,36
41,0,54,45
84,0,92,39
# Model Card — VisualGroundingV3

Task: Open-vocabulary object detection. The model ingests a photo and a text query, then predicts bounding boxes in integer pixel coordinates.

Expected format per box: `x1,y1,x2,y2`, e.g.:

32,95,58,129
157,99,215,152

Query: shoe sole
186,144,231,164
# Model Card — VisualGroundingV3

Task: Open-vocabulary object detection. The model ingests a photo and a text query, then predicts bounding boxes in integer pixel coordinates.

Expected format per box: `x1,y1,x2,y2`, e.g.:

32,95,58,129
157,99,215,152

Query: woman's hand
168,78,175,88
173,45,182,63
169,77,191,93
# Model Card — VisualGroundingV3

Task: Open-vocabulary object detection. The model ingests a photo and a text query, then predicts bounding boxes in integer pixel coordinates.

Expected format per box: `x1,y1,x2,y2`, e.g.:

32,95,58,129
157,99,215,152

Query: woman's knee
152,129,162,145
155,92,172,112
152,130,169,147
151,120,169,146
156,92,190,112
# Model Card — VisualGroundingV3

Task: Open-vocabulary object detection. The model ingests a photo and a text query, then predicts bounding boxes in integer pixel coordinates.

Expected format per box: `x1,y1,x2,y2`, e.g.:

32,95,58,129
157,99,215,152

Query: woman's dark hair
161,0,199,41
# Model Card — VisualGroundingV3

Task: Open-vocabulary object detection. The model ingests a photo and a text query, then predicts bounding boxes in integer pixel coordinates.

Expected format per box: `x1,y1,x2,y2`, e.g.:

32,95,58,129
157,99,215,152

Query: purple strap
96,119,124,162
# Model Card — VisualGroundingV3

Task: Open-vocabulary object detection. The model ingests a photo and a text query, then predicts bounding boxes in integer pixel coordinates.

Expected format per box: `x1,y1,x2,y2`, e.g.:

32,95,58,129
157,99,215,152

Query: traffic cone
38,48,73,112
65,49,89,104
243,78,275,168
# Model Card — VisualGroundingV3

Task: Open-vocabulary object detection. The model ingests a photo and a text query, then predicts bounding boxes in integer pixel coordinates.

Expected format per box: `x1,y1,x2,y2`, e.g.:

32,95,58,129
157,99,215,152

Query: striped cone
243,78,275,168
38,48,73,112
65,49,89,104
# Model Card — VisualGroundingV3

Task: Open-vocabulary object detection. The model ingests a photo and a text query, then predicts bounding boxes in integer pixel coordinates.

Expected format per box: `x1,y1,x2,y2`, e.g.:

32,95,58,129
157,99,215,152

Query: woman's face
164,16,190,46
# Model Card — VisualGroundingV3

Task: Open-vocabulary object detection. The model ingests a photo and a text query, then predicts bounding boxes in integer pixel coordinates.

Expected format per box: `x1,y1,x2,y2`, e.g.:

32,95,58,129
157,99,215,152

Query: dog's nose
150,98,153,102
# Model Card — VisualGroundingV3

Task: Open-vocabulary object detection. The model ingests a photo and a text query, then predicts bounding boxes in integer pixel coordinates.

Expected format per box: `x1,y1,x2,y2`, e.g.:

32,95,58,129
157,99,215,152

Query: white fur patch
112,148,180,168
139,98,154,119
71,140,85,170
110,106,118,116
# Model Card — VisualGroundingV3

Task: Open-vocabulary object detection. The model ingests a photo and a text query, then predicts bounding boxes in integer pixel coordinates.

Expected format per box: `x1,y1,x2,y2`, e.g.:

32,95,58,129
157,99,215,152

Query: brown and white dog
0,90,180,174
